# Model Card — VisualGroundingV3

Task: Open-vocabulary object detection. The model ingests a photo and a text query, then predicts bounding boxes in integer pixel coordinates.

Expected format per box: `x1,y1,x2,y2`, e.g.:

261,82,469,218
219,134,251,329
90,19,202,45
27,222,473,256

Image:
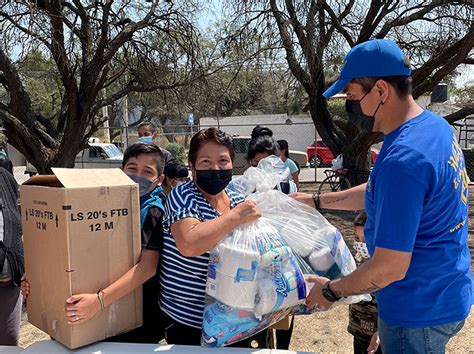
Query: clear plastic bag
331,154,344,170
201,167,369,347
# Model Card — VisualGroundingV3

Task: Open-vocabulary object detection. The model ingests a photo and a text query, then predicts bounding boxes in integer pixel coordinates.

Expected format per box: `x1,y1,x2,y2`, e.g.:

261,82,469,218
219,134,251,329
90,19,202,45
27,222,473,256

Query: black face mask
345,100,375,133
345,87,383,133
195,169,233,195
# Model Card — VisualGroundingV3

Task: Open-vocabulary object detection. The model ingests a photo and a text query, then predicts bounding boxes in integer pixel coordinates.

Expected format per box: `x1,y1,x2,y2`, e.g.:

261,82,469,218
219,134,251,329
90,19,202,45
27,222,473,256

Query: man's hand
368,331,380,353
305,275,333,310
289,192,315,208
65,293,101,325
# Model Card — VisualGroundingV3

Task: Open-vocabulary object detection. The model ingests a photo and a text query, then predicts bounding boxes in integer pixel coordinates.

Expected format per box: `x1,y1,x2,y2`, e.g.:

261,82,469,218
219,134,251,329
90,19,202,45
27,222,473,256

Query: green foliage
165,142,187,162
327,98,348,120
17,50,62,118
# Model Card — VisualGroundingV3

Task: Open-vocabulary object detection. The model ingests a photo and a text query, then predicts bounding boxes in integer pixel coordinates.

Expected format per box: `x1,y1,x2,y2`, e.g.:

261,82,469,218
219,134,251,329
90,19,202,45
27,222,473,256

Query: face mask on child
353,241,370,262
128,175,157,197
139,136,153,144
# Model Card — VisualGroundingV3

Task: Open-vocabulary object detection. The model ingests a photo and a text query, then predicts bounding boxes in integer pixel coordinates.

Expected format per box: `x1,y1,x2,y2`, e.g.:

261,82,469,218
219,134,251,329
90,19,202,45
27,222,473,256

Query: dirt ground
18,183,474,352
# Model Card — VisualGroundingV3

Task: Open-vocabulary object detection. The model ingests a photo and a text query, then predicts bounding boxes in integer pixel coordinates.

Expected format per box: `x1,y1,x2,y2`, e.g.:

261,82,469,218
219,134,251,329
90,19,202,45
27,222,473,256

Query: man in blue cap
292,39,472,353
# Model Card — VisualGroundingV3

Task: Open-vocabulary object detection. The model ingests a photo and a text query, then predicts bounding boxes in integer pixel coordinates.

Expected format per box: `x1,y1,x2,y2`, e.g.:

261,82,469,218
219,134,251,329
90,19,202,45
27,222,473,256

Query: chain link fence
94,121,320,182
456,122,474,182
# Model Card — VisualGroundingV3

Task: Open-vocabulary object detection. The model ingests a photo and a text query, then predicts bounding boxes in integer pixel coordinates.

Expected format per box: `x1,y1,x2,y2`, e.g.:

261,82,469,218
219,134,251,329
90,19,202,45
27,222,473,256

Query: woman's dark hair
188,128,235,166
277,139,290,159
247,125,279,161
251,125,273,140
122,143,165,175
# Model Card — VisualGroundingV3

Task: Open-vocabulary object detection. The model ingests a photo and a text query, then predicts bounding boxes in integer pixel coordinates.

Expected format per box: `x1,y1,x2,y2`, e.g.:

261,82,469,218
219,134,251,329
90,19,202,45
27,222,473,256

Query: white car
25,143,123,176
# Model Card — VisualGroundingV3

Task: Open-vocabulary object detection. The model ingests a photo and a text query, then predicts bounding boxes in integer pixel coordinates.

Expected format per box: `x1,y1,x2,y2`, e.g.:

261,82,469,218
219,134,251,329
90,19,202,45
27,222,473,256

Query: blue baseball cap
323,39,411,98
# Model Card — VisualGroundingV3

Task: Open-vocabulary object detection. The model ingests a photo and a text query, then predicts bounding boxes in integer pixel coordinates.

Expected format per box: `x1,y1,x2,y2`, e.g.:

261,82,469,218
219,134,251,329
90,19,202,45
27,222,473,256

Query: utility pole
102,89,111,143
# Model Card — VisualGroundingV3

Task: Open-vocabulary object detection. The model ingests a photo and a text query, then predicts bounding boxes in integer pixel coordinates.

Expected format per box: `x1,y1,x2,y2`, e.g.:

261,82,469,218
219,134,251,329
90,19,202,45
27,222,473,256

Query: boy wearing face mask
62,143,167,343
162,160,189,196
137,122,174,165
348,212,381,354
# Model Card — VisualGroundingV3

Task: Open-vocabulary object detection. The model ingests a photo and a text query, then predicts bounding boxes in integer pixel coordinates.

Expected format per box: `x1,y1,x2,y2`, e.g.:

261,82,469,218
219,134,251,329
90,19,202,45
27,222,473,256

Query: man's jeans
378,318,465,354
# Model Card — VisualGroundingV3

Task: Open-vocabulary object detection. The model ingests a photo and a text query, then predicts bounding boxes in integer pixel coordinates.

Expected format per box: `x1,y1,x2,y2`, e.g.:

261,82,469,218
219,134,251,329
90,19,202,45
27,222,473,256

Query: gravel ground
18,182,474,352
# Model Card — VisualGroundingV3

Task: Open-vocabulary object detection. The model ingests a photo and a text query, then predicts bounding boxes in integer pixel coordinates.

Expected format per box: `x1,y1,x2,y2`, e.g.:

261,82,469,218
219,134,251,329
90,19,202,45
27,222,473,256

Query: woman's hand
368,331,380,353
20,275,30,300
232,200,261,224
65,293,101,325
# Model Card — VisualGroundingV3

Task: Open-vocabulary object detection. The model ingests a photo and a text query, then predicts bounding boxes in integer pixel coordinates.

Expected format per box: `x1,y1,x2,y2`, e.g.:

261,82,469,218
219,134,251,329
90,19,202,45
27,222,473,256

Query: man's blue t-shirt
364,109,472,327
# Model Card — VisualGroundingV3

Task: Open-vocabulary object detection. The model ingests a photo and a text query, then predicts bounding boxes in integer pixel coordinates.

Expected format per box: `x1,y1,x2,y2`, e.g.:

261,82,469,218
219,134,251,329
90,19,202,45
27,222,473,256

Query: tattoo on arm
324,196,347,205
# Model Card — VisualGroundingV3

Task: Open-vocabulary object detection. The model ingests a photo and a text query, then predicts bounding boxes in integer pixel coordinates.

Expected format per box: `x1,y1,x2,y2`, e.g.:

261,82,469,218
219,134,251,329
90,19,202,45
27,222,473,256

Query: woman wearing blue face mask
159,128,270,347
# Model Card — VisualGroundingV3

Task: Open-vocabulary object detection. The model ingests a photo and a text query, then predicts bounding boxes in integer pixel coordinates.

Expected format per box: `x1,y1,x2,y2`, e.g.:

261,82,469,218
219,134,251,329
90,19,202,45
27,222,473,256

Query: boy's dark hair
277,139,290,159
352,76,412,97
164,160,188,179
247,126,279,161
354,211,367,227
188,128,235,166
122,143,165,175
137,121,156,131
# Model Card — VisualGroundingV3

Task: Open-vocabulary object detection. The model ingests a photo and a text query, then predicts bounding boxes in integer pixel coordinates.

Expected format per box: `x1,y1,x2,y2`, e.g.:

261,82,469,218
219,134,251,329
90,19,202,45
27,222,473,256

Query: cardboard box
21,168,142,349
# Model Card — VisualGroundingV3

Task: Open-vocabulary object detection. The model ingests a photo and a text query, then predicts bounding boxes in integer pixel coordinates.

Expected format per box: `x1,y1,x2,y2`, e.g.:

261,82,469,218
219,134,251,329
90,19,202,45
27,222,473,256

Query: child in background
277,139,300,189
348,211,381,354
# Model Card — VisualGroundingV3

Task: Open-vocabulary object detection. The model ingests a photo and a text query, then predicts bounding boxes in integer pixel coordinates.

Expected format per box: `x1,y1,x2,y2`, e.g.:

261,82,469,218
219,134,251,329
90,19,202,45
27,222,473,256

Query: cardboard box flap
22,174,63,187
23,168,134,188
51,168,134,188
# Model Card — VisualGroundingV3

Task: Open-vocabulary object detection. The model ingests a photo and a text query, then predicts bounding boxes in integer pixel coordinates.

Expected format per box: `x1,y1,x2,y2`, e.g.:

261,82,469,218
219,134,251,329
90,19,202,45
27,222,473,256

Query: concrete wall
199,114,317,152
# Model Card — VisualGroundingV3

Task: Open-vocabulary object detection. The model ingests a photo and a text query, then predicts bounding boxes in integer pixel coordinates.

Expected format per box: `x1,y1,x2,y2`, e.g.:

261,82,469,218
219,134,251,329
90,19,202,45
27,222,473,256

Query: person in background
137,122,174,165
246,128,295,348
246,126,296,194
277,139,300,189
162,160,189,196
246,126,279,167
0,155,13,175
349,212,381,354
0,161,24,346
158,128,269,347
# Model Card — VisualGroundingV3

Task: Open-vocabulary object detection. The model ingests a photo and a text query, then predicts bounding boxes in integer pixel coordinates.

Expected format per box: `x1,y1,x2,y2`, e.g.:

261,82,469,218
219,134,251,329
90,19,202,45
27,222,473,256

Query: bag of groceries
201,159,369,347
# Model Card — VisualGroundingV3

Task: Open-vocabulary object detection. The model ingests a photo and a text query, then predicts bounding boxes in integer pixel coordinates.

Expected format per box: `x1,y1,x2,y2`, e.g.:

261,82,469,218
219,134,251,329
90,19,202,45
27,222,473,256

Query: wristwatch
322,281,341,302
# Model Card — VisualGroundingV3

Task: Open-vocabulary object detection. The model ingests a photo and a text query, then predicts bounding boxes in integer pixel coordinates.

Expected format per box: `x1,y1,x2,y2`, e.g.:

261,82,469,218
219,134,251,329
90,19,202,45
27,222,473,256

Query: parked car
307,139,334,167
25,143,123,176
307,139,380,168
232,136,308,175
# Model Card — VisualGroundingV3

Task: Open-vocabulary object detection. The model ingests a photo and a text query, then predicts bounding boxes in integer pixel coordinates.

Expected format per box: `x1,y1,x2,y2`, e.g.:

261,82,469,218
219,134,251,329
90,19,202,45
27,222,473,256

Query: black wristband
312,192,321,210
322,281,341,302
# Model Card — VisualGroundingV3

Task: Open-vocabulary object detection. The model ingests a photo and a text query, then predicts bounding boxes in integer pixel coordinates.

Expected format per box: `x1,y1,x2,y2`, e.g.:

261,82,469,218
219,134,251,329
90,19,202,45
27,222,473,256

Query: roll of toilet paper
332,231,357,276
279,222,313,258
254,269,306,317
259,245,292,270
207,270,258,310
307,247,335,273
255,246,306,317
212,242,261,278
